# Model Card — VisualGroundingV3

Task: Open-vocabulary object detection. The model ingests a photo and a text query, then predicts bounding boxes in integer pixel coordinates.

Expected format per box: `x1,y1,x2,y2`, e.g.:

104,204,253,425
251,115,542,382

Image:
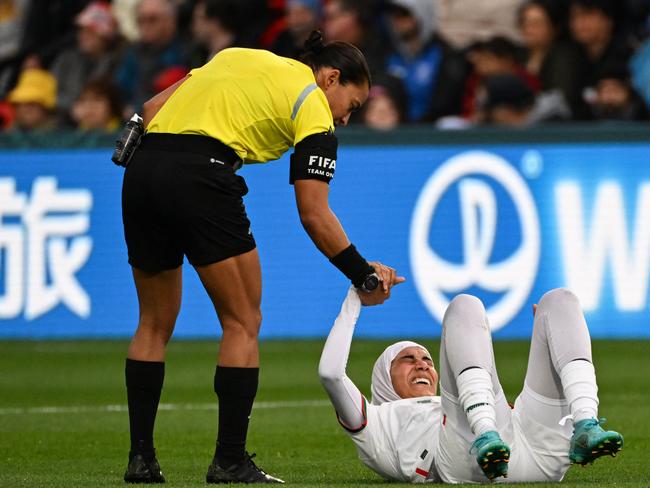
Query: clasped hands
358,262,406,306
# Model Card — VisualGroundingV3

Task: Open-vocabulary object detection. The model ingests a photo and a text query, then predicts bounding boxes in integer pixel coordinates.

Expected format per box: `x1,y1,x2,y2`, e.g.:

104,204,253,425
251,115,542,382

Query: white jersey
348,396,442,483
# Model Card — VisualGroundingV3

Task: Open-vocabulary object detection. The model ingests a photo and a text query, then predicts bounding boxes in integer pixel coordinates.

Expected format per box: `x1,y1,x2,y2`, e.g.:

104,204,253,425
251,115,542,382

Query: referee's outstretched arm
294,178,404,306
294,179,349,257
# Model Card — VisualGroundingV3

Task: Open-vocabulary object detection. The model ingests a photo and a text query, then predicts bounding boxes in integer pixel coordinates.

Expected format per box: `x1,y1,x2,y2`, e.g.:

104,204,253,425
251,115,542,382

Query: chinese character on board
0,177,93,320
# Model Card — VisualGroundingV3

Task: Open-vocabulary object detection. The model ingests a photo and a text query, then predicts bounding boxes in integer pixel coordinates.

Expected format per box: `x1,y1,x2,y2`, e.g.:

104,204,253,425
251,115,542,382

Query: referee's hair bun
304,30,326,54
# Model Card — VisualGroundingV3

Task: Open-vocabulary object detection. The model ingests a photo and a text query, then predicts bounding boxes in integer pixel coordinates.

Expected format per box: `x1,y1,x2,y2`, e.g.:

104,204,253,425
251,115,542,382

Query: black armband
290,131,338,185
330,244,374,288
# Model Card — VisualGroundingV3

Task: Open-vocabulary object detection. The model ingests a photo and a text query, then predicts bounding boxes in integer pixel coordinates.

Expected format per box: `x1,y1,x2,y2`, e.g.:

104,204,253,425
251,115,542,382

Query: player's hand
359,262,405,306
532,304,538,316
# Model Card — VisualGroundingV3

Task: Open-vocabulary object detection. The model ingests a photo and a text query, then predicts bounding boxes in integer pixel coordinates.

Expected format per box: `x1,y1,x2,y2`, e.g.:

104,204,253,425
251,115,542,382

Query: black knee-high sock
214,366,259,467
125,358,165,459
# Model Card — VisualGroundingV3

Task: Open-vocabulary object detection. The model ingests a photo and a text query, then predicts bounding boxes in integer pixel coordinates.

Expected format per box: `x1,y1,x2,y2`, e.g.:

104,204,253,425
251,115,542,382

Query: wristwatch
360,273,380,293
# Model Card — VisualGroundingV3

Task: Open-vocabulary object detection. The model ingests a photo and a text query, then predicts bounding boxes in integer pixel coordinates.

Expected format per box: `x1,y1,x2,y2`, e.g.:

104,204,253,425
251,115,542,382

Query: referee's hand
359,262,405,306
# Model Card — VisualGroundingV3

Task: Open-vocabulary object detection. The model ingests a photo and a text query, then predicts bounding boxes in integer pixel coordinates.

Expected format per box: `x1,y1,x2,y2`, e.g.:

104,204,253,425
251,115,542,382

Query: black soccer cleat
206,452,284,484
124,452,165,484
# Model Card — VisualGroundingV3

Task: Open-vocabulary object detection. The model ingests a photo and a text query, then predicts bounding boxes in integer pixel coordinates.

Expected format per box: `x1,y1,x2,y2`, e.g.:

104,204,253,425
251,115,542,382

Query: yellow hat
7,69,57,109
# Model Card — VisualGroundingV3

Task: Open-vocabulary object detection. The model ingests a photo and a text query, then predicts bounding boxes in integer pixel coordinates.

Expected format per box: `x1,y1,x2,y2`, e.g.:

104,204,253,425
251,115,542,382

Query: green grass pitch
0,339,648,487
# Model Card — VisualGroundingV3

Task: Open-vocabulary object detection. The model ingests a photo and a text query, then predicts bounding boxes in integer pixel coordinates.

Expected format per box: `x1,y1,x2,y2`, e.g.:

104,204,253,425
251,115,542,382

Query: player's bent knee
444,293,485,322
442,294,489,337
537,288,581,313
450,293,484,310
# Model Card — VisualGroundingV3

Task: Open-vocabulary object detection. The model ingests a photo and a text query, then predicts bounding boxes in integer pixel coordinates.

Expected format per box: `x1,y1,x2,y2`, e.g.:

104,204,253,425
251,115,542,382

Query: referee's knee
221,311,262,339
136,316,176,344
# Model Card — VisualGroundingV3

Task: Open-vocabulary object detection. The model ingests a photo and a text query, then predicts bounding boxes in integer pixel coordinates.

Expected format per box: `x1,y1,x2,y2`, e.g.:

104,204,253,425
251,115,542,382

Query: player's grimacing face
390,347,438,399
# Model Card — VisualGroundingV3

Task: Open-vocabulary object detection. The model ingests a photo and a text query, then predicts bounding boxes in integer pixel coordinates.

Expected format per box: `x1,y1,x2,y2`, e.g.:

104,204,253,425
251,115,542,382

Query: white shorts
435,384,572,484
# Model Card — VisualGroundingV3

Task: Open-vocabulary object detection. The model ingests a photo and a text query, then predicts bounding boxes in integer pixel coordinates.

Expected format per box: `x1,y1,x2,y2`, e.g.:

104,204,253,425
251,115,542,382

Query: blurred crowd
1,0,650,134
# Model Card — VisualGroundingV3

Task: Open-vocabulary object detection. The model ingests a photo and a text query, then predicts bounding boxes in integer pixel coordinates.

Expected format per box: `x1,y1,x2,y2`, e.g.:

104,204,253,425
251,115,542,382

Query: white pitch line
0,399,330,416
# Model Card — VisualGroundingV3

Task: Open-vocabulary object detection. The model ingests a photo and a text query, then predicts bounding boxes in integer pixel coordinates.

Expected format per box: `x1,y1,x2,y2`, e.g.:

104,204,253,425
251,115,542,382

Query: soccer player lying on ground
319,286,623,483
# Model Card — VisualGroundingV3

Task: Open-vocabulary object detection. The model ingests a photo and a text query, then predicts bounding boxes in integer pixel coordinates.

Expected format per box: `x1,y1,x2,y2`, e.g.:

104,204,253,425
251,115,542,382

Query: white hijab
370,340,432,405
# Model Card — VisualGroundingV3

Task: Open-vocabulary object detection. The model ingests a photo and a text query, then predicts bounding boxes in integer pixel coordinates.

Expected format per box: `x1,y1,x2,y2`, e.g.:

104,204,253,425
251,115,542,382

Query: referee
121,31,403,484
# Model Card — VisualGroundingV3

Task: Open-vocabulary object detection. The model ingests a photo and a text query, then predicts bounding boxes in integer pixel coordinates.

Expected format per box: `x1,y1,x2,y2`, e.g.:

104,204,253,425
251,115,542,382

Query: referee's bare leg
125,266,182,482
196,248,282,482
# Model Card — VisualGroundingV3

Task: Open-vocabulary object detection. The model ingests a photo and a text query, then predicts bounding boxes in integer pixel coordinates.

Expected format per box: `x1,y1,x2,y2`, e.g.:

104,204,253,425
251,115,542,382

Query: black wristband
330,244,374,288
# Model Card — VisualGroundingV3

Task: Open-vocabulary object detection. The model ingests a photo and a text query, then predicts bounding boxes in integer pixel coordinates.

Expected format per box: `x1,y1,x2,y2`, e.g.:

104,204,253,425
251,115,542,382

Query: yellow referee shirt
147,48,335,164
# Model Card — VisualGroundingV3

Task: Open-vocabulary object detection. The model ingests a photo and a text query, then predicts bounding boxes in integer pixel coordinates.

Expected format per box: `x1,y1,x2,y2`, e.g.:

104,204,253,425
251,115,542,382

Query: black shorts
122,133,256,271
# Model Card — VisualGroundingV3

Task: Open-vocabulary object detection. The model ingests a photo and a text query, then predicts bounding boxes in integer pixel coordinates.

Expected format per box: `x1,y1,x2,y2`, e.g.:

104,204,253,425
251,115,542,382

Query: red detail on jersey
442,414,446,426
416,468,429,477
336,393,368,433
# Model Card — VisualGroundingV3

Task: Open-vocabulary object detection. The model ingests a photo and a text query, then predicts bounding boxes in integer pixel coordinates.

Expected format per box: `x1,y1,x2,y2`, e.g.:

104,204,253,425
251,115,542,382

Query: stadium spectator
191,0,231,64
50,2,122,120
71,78,124,132
151,65,189,93
0,1,86,99
436,0,526,50
234,0,271,48
569,0,633,89
384,0,467,123
519,0,590,118
630,38,650,110
116,0,190,113
172,0,200,42
5,68,57,132
269,0,321,59
0,0,31,98
461,37,540,121
360,74,407,131
319,287,624,483
322,0,388,76
258,0,290,49
589,63,649,120
476,73,570,126
190,0,251,66
16,1,89,68
476,74,536,126
112,0,140,42
120,31,400,484
0,100,15,131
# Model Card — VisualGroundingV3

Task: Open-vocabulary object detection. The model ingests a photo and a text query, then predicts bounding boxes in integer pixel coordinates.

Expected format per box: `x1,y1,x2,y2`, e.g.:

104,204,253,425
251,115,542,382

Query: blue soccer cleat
470,431,510,481
569,418,623,466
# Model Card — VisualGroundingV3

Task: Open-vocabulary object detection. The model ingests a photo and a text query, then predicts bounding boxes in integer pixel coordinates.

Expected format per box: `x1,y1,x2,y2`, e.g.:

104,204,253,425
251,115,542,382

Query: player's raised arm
319,287,368,431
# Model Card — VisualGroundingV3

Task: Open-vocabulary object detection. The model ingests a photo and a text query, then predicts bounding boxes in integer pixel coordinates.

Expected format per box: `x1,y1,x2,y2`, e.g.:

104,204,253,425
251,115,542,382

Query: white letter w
556,182,650,311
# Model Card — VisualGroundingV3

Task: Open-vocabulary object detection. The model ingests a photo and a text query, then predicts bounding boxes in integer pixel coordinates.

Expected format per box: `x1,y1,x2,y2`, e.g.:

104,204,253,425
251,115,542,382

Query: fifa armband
290,132,338,184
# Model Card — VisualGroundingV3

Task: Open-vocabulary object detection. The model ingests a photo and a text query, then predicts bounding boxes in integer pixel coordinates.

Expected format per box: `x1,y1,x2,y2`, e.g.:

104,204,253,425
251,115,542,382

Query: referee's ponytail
300,30,371,87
